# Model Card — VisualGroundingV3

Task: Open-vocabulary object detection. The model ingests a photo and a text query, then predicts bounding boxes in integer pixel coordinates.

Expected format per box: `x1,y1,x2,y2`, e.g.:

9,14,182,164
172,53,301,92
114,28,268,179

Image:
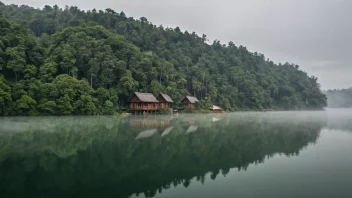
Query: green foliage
102,100,115,115
38,101,56,115
0,75,11,115
14,94,37,115
157,108,171,114
118,70,139,99
221,98,231,111
196,97,212,110
56,94,73,115
0,3,327,116
325,87,352,108
183,108,197,113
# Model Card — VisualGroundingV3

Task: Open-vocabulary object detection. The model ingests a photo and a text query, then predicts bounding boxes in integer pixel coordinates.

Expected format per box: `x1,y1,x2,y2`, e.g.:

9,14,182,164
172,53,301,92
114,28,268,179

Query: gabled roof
158,93,174,103
210,105,222,110
128,92,159,103
183,96,199,104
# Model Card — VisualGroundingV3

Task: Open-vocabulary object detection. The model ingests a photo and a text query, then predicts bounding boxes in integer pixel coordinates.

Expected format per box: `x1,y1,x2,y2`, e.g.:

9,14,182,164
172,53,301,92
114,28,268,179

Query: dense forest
0,2,327,115
325,88,352,108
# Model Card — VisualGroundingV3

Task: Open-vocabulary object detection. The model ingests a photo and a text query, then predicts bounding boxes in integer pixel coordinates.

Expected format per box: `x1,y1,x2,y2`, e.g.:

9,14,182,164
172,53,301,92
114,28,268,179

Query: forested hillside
0,2,327,115
325,88,352,108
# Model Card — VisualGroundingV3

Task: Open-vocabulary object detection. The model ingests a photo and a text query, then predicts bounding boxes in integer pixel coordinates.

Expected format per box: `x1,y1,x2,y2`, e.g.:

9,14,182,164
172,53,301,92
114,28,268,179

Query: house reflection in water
135,129,158,140
212,117,221,122
129,117,173,128
161,126,174,137
130,115,212,139
129,116,176,139
182,118,196,125
186,125,198,133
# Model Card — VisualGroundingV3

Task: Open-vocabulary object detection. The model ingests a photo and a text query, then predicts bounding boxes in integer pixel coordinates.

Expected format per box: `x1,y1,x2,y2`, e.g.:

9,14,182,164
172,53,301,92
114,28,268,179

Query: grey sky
4,0,352,89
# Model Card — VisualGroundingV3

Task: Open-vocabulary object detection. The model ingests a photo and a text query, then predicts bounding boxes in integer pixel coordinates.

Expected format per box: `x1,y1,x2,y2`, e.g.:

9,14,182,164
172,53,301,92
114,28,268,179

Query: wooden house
181,96,199,109
209,105,222,113
156,93,174,109
128,92,159,113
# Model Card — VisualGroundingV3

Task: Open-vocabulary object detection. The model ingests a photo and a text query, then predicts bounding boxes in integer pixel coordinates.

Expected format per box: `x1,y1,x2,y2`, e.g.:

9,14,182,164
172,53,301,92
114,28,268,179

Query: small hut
181,96,199,109
156,93,174,109
210,105,222,113
128,92,159,114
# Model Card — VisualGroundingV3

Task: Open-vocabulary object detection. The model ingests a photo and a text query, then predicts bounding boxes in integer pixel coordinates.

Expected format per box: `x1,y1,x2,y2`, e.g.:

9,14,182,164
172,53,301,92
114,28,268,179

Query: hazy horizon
4,0,352,90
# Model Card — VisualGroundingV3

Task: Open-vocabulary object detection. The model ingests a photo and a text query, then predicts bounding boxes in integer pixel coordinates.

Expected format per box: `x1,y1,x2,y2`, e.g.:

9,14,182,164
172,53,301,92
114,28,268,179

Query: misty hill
325,87,352,108
0,2,327,115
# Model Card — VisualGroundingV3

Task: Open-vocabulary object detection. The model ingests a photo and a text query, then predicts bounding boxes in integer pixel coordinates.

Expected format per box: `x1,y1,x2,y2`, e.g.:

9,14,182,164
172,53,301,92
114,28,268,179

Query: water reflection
0,113,328,198
326,109,352,132
161,126,173,137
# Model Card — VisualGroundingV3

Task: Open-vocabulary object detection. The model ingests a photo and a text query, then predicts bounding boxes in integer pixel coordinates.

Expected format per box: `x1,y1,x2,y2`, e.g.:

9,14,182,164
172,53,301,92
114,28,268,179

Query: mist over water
0,110,351,198
325,88,352,108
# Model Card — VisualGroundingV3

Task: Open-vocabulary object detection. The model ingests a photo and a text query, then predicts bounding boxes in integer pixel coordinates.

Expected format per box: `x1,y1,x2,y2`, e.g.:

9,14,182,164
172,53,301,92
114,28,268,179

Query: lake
0,110,352,198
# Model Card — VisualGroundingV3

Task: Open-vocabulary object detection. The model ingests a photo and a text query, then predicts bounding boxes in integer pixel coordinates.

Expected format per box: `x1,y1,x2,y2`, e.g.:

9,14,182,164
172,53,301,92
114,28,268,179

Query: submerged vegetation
0,2,327,115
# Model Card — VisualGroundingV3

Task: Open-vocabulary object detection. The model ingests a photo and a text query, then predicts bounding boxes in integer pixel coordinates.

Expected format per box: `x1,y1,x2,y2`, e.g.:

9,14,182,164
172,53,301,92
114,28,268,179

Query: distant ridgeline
0,114,326,198
325,88,352,108
0,2,327,115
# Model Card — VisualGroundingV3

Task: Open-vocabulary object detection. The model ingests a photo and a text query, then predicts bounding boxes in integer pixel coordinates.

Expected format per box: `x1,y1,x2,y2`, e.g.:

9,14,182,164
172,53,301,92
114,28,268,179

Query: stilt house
128,92,159,113
156,93,174,109
181,96,199,109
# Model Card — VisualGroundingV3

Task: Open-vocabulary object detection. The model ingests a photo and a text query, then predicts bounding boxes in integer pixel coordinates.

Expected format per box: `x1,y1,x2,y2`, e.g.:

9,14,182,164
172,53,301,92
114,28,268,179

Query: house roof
183,96,199,104
159,93,174,103
210,105,222,110
129,92,159,103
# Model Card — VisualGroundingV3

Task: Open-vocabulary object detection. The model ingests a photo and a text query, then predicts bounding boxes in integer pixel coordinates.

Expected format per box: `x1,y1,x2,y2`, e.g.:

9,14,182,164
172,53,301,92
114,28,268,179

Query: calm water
0,110,352,198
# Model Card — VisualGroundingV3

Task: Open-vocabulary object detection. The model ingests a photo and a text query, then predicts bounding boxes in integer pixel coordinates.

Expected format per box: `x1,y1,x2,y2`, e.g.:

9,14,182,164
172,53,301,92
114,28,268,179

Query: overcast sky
4,0,352,89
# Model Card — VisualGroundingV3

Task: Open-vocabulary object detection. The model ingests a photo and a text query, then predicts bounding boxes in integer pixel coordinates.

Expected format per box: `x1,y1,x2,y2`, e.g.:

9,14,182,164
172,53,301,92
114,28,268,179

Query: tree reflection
0,113,326,198
326,112,352,133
